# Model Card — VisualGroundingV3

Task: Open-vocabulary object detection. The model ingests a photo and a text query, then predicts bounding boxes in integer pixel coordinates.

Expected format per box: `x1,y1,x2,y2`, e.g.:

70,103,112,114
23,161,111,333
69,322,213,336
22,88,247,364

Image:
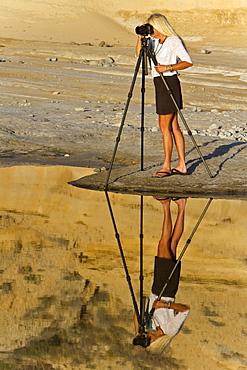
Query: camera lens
135,24,153,36
132,334,151,347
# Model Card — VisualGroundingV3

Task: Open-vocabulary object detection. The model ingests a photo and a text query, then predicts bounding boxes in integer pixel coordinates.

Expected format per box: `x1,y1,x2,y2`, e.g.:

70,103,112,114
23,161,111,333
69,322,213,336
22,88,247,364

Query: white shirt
150,36,193,78
148,292,190,335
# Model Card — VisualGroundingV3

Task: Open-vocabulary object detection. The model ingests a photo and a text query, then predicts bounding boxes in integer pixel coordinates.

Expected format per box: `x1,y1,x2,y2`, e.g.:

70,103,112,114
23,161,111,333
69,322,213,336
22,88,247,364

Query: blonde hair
145,334,176,356
147,13,180,38
147,13,188,49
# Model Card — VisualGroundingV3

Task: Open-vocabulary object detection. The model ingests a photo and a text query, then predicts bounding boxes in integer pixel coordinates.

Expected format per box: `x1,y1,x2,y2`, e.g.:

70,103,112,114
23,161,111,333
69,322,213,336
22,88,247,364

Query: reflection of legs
156,198,173,259
156,197,187,260
170,198,187,259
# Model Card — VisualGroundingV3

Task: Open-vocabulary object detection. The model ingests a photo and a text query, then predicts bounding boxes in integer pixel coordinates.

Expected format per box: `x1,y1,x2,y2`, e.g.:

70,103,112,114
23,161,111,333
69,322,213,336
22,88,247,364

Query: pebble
81,56,115,67
46,57,58,62
209,124,221,130
75,107,85,112
94,166,106,173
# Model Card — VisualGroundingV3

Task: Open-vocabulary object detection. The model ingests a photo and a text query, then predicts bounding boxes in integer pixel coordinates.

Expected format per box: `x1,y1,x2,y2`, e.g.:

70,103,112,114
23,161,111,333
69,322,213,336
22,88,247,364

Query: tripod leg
147,47,213,178
104,50,144,189
140,48,148,171
104,191,141,323
139,195,145,328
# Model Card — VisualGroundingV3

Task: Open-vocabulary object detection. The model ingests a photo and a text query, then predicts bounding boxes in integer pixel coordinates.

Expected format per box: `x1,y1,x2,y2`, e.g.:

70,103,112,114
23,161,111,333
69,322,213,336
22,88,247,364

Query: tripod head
141,35,150,49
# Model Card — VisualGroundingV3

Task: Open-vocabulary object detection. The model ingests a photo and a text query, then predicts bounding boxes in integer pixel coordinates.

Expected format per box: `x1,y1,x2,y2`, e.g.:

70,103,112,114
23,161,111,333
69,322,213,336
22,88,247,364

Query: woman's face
150,28,163,39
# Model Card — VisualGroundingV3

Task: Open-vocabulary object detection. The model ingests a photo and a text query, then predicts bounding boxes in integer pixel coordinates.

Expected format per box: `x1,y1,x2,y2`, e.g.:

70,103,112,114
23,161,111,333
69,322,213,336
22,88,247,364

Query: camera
135,23,154,36
132,334,151,348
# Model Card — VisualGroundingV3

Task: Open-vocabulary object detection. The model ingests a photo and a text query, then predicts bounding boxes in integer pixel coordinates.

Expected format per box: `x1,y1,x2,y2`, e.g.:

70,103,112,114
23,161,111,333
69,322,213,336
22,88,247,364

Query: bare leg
171,114,187,174
153,113,175,177
170,198,187,259
155,197,187,260
155,197,173,259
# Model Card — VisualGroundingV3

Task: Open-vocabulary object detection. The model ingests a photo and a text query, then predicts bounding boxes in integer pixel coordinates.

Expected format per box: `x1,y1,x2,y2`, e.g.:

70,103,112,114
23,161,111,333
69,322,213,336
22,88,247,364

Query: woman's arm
133,312,139,335
135,35,142,57
153,300,190,312
154,61,193,74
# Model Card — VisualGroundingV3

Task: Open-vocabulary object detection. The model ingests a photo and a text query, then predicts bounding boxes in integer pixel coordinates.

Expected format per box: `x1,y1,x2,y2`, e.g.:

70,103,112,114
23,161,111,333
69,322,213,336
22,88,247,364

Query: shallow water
0,165,246,370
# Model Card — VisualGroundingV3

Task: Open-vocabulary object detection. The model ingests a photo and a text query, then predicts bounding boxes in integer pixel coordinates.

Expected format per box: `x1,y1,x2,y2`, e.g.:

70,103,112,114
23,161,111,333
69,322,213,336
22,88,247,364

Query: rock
94,166,106,173
201,49,211,54
206,129,218,136
102,62,112,67
46,57,58,62
191,129,199,135
75,107,85,112
105,56,115,64
209,124,221,130
219,131,232,139
151,126,159,132
89,60,99,66
211,109,219,113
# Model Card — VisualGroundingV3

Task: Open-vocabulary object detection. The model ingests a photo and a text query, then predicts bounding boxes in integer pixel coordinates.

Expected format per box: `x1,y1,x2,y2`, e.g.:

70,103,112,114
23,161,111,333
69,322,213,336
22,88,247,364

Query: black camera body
135,23,154,36
132,334,151,348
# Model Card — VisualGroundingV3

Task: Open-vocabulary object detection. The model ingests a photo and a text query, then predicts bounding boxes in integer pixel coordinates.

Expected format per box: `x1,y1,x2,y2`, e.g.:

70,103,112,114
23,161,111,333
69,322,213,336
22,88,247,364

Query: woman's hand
135,34,143,57
152,300,190,311
154,64,171,73
152,300,168,309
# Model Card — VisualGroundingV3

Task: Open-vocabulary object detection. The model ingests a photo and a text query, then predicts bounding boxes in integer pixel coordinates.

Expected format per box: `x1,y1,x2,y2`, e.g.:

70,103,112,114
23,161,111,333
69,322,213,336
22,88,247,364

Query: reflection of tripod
105,190,213,347
105,37,213,189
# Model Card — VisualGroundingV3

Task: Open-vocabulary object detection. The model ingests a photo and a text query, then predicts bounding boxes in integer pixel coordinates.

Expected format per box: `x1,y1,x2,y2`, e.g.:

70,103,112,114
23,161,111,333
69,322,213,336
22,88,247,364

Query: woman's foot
152,168,172,178
171,167,188,175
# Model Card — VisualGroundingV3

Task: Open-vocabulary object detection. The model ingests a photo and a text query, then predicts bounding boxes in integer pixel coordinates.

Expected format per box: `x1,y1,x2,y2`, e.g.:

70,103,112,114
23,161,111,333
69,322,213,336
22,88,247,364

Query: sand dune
0,1,246,47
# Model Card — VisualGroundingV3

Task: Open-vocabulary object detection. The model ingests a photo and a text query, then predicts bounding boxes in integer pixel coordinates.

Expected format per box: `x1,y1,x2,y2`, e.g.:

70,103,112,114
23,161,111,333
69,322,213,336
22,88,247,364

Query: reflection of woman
136,14,193,178
134,197,190,354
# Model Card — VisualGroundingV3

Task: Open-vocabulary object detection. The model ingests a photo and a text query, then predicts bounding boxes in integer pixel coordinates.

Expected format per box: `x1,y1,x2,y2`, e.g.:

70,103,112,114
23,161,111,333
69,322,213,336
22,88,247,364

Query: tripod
105,190,213,347
105,36,213,189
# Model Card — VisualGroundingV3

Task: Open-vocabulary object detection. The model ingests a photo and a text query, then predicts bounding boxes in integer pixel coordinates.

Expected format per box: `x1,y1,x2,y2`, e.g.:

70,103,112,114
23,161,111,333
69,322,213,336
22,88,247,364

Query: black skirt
154,75,183,115
151,257,181,298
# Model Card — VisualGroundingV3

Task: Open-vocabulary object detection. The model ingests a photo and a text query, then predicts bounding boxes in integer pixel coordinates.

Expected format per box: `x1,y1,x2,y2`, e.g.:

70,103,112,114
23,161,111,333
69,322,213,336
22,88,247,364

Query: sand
0,2,246,369
0,166,246,370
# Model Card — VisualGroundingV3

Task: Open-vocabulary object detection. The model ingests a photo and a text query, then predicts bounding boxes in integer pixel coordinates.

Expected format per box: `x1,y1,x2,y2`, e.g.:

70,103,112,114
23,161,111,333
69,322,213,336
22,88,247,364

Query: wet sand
0,166,246,369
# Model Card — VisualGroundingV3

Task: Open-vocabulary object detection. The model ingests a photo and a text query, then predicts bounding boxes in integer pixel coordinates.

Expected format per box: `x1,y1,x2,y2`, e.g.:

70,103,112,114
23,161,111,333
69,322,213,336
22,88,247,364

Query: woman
136,13,193,178
133,197,190,355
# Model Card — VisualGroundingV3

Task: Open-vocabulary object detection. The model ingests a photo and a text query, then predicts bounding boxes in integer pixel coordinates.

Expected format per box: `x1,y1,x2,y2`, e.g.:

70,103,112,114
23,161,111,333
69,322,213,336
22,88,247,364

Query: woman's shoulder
167,36,181,44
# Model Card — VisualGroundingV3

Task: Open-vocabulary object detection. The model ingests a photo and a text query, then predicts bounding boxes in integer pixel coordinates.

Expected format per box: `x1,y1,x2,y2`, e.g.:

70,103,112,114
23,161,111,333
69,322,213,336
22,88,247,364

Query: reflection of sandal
171,197,188,201
152,171,171,178
171,168,188,175
154,196,171,201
